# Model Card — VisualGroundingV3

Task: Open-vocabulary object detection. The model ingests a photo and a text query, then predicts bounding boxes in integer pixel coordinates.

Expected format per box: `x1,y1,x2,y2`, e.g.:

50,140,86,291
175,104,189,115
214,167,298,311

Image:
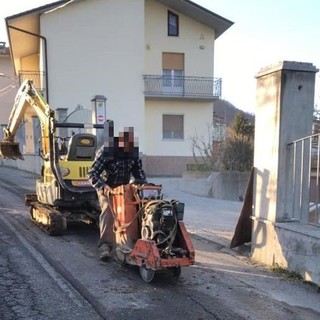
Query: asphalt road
0,167,320,320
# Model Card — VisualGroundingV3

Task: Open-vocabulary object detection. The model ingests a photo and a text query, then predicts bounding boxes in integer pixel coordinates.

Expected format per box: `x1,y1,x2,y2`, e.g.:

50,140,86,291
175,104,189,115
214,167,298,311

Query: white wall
0,55,17,126
145,100,212,156
144,0,215,76
41,0,146,148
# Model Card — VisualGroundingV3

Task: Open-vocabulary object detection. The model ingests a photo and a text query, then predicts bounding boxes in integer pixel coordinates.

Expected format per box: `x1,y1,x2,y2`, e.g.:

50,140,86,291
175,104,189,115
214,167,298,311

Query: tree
189,113,254,172
222,113,254,171
189,123,222,171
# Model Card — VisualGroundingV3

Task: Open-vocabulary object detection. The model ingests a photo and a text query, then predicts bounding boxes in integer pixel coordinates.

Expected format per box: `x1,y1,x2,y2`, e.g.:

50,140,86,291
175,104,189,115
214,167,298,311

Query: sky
0,0,319,114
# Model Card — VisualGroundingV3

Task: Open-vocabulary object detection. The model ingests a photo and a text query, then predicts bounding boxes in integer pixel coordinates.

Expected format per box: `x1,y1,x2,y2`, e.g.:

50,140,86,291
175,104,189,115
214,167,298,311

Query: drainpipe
5,24,49,103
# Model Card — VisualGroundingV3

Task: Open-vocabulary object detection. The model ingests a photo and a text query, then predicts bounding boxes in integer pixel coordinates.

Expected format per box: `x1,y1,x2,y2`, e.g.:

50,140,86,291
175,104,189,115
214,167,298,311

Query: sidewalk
151,177,242,248
0,166,242,250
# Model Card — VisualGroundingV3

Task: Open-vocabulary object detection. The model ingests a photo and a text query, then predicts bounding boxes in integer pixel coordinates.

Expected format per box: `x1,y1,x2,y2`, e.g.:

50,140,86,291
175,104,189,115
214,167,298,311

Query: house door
162,53,184,94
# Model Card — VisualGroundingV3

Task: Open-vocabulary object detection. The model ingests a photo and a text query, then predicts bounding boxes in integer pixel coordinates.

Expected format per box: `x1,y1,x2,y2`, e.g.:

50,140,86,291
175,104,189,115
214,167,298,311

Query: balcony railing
18,70,47,100
143,75,221,100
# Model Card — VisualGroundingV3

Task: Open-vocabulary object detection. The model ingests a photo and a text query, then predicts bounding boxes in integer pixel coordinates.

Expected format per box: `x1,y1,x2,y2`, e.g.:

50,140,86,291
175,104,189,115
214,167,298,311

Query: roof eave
156,0,234,39
5,0,69,21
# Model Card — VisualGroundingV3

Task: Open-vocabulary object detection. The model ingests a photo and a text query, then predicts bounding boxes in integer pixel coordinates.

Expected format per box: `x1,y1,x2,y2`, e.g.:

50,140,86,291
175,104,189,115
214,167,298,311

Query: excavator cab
36,131,100,209
58,132,97,189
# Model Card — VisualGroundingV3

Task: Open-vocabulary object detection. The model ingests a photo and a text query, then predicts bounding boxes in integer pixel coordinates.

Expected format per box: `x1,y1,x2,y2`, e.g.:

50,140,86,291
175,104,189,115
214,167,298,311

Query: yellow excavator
0,79,104,235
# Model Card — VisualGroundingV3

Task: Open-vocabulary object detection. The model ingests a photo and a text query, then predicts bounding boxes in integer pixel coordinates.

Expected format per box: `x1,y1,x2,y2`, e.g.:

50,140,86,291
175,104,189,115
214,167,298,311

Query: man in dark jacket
88,127,146,260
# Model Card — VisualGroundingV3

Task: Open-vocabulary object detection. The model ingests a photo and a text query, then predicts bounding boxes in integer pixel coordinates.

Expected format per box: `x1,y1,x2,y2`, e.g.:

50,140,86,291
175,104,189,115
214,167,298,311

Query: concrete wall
252,221,320,283
0,155,42,175
181,170,250,201
251,61,320,285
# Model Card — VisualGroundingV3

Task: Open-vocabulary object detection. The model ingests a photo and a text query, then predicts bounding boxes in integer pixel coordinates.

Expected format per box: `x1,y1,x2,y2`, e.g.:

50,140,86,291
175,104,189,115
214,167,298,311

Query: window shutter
162,53,184,70
163,114,184,139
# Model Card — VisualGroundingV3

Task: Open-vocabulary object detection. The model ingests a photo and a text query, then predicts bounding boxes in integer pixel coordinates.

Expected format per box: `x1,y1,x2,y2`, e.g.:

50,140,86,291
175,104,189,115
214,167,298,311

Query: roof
5,0,73,20
6,0,233,39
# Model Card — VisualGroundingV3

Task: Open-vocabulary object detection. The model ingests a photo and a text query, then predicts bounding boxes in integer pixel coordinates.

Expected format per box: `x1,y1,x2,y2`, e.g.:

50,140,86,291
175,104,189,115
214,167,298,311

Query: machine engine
141,201,176,247
138,186,184,254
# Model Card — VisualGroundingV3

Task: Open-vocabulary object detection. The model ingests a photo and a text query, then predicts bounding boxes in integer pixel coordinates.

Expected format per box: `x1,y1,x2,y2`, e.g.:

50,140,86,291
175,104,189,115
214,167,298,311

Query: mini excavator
0,79,103,234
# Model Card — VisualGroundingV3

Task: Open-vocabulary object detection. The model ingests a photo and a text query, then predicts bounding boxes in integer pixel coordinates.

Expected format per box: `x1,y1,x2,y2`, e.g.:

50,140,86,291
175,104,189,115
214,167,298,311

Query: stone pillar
251,61,318,264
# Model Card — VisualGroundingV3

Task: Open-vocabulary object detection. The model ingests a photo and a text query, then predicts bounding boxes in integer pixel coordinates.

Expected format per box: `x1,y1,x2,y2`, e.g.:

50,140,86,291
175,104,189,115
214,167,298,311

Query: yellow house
0,42,16,128
5,0,233,176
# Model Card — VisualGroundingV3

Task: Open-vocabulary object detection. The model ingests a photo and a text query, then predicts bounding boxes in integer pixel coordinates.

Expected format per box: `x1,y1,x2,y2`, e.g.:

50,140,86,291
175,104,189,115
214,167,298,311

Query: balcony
143,75,221,101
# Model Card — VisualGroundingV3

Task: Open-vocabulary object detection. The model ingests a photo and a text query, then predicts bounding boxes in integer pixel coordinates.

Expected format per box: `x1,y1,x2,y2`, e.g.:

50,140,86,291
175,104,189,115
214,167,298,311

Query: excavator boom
0,79,51,160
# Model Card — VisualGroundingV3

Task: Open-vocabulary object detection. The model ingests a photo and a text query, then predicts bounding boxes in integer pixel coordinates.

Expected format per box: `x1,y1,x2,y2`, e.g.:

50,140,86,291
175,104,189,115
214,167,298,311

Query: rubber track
28,201,67,236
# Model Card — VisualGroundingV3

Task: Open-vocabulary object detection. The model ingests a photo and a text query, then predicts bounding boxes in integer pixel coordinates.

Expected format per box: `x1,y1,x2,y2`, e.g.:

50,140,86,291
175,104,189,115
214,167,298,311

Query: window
163,114,184,139
168,11,179,36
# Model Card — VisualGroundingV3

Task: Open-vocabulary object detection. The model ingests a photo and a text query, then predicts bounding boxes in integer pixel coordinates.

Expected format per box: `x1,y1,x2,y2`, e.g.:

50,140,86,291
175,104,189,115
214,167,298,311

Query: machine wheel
139,266,155,283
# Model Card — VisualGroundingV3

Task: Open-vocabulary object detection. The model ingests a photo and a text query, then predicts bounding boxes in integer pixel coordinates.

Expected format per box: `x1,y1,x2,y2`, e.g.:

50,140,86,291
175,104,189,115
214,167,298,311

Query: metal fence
143,75,221,99
288,133,320,226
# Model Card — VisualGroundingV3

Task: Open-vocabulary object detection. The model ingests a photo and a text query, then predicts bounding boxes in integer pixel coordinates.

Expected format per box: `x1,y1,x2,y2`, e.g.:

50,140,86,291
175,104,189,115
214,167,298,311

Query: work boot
99,243,113,261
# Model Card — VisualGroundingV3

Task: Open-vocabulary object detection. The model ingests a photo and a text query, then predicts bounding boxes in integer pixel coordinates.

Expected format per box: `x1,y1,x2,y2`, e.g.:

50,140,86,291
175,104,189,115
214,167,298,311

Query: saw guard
128,221,195,271
129,239,162,270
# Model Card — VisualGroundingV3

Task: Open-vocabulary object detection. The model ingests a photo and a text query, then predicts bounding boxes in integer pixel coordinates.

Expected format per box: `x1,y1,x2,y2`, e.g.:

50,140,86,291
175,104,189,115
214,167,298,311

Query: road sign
97,114,104,123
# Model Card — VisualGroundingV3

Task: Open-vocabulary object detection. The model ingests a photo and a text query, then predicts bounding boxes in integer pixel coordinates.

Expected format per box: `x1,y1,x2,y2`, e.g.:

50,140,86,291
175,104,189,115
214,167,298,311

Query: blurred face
118,131,134,152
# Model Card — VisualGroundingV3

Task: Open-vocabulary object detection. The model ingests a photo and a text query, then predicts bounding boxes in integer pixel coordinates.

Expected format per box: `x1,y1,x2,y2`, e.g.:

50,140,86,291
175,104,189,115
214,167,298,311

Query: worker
88,127,147,261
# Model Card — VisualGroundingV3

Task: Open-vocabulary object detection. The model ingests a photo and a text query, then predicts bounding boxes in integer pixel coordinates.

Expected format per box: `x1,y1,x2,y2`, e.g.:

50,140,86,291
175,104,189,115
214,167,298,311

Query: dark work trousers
97,191,115,248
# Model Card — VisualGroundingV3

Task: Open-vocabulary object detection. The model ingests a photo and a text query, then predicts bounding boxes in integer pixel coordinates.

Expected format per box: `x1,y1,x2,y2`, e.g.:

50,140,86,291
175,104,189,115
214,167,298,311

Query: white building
5,0,233,175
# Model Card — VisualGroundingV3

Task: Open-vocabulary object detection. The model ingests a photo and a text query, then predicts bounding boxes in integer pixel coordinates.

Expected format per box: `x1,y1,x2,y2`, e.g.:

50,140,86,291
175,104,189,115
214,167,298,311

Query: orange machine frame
111,184,195,272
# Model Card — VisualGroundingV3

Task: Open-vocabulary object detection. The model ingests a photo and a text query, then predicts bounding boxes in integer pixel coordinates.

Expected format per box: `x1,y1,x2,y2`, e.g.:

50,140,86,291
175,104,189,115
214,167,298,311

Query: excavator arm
0,79,107,196
0,79,53,160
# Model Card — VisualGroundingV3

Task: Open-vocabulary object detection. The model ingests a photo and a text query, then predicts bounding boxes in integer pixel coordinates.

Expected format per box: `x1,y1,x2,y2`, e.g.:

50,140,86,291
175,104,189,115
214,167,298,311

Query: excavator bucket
0,141,24,160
